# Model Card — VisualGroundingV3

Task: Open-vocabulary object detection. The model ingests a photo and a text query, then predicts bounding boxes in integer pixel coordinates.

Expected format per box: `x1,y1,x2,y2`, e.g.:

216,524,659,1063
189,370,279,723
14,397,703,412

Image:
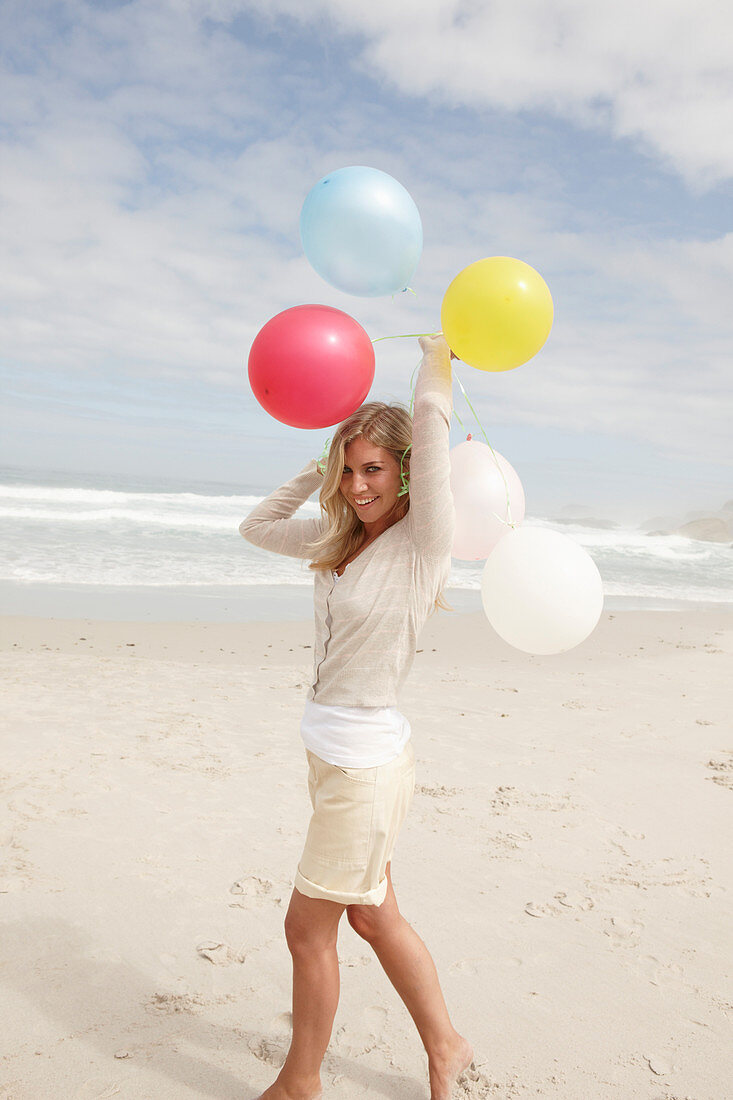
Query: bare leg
347,863,473,1100
257,887,345,1100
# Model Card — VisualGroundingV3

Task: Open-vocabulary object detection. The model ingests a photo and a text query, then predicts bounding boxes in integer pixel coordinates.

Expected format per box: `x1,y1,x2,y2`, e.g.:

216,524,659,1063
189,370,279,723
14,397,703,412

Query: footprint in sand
524,893,595,918
332,1016,388,1060
363,1004,389,1034
554,891,595,911
643,1052,673,1076
248,1036,287,1067
641,955,684,986
524,901,561,918
229,874,284,906
146,991,211,1014
490,786,574,815
505,829,532,845
415,783,461,798
230,874,272,895
196,940,246,966
486,829,533,856
456,1062,498,1098
604,915,643,946
330,1023,363,1059
705,753,733,789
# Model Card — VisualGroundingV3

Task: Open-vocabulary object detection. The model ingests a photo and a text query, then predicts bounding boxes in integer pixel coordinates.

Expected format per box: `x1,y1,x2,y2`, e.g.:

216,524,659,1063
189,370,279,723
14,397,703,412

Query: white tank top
299,567,412,767
300,699,411,767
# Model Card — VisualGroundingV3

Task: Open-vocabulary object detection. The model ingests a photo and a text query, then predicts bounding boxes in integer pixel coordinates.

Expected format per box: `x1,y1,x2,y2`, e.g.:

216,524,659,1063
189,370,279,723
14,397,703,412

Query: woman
239,334,473,1100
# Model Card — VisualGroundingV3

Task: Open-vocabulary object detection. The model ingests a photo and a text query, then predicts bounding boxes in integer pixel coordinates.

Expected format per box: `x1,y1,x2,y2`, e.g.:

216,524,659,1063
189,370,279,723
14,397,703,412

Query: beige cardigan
239,340,454,706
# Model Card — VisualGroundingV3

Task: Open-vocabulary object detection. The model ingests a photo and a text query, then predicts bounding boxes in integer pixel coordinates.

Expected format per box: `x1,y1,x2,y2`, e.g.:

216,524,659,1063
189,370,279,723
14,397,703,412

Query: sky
1,0,732,523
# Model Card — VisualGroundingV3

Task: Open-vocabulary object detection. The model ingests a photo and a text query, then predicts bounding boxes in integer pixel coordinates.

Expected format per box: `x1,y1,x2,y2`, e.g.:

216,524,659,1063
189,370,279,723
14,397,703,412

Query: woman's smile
340,436,408,536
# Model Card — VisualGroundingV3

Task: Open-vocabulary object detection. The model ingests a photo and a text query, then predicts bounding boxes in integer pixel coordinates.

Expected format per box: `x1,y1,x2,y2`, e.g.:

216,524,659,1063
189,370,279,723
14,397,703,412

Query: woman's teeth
355,497,377,507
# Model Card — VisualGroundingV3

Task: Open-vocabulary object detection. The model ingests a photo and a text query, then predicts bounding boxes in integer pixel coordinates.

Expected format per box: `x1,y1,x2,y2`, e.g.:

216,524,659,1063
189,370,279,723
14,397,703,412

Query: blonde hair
305,401,453,615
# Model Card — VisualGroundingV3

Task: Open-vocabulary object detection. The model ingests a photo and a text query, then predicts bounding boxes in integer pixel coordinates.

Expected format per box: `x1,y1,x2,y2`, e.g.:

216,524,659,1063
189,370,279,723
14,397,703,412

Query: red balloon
248,304,375,429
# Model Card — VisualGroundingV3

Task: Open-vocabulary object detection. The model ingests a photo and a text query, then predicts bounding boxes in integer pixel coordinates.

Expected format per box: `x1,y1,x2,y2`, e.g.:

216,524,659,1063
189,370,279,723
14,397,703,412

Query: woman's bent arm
408,335,454,563
239,458,325,558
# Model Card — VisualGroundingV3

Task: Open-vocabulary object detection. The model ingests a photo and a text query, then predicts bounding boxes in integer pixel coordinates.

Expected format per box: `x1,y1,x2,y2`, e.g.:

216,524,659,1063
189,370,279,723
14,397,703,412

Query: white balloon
481,527,604,654
450,438,525,560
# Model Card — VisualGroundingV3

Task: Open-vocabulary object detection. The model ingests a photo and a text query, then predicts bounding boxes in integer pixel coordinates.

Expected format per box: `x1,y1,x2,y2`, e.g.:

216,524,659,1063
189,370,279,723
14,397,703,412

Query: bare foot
428,1034,474,1100
256,1076,322,1100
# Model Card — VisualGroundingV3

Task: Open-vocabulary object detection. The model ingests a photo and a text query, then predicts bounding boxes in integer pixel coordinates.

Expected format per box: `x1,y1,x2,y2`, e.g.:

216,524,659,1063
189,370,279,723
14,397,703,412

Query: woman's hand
418,333,457,359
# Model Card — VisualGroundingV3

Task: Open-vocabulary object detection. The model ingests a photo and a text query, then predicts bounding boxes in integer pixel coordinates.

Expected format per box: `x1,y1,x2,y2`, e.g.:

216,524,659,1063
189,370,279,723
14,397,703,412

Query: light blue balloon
300,166,423,297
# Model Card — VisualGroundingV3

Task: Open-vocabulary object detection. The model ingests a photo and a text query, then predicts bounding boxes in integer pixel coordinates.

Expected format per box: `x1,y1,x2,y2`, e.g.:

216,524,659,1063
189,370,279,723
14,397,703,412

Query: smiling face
340,435,405,528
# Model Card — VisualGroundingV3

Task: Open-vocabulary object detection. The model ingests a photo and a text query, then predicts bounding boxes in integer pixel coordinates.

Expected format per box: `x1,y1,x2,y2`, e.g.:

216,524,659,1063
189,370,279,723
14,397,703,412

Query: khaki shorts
294,740,416,907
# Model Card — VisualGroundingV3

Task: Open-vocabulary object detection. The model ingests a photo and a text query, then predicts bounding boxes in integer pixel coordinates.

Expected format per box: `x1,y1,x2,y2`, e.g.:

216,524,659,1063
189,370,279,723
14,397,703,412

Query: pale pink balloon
449,437,525,560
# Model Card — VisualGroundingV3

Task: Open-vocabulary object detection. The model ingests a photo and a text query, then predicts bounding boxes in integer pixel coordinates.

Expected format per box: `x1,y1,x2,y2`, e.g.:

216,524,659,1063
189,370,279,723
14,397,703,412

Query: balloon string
407,357,420,416
452,370,516,529
371,331,440,343
371,333,436,417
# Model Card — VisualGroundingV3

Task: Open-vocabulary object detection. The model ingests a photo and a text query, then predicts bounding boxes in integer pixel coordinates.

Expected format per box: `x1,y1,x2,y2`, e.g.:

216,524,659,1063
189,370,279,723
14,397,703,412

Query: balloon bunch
247,165,603,654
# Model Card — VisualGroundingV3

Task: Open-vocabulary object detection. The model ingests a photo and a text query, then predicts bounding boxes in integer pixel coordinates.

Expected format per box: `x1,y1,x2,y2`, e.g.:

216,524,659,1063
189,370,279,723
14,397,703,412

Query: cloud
233,0,733,188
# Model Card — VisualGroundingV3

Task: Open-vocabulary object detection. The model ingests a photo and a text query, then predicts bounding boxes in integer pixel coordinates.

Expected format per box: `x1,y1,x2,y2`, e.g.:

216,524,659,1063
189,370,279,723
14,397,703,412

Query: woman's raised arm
407,334,455,563
239,458,325,558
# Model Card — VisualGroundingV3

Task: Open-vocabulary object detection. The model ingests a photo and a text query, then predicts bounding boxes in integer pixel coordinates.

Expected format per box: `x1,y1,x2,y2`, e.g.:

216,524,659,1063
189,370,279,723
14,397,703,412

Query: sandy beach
1,608,731,1099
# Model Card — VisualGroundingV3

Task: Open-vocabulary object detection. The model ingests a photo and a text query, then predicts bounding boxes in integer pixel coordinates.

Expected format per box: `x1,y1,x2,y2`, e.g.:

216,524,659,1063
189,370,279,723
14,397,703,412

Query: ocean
1,467,731,620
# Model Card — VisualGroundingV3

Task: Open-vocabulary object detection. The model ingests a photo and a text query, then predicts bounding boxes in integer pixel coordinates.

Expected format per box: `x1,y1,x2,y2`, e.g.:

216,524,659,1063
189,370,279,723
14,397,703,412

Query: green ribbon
371,331,440,343
316,436,331,475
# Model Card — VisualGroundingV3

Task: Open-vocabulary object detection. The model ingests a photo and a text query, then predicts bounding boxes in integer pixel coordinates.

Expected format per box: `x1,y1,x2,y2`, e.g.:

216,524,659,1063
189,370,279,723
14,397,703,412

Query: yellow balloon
441,256,554,371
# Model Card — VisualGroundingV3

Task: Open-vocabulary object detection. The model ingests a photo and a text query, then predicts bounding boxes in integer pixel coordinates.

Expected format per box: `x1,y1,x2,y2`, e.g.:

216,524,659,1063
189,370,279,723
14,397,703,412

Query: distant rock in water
552,516,618,530
675,517,732,543
642,502,733,544
639,515,676,533
683,508,719,523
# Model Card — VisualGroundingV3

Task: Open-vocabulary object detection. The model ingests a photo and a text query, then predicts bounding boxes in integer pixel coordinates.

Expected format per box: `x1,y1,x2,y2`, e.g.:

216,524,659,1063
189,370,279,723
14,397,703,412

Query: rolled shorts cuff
294,866,389,907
